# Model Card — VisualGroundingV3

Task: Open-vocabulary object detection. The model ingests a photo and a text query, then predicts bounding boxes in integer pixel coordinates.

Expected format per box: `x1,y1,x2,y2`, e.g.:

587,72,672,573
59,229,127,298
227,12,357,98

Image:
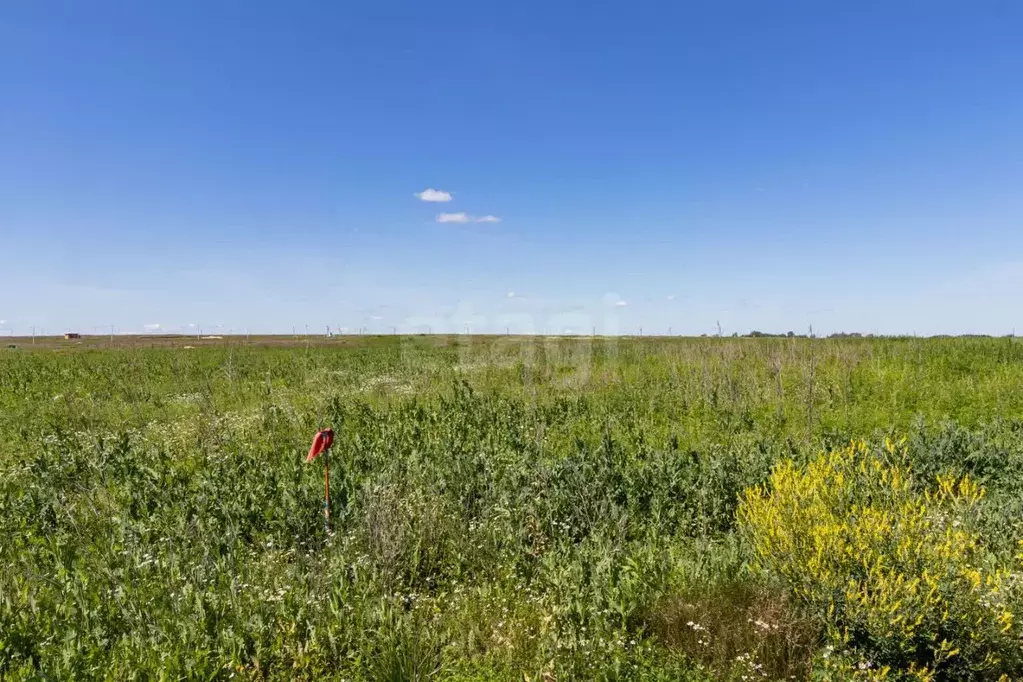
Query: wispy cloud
435,212,500,224
507,291,516,298
144,323,162,331
415,188,453,202
667,294,676,301
614,300,628,307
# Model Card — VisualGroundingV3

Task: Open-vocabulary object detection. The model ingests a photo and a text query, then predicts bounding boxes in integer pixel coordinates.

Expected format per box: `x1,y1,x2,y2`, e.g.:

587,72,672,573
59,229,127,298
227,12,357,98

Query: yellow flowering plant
739,440,1023,681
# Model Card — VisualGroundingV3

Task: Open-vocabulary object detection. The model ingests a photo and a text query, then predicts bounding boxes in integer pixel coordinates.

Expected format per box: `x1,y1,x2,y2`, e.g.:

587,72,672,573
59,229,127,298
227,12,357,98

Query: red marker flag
306,428,334,462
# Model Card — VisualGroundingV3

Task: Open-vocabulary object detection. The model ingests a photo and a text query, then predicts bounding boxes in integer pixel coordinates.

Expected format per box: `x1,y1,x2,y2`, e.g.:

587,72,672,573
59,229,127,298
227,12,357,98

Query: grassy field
3,335,1023,680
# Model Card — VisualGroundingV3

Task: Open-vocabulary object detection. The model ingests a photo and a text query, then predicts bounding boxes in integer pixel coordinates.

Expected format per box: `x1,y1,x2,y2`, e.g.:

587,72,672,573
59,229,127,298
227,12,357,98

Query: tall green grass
2,336,1023,679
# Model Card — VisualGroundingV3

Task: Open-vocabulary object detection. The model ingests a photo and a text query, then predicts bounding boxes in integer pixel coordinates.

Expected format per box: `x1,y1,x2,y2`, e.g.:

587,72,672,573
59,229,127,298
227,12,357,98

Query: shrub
738,440,1023,681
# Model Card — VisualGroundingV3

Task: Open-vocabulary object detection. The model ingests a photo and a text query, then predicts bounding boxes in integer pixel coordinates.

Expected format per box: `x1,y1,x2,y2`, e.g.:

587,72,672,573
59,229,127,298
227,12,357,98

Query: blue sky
2,1,1022,336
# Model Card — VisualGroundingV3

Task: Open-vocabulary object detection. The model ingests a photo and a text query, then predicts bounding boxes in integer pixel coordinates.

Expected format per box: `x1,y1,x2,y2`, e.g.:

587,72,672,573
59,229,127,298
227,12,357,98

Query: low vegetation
2,335,1023,679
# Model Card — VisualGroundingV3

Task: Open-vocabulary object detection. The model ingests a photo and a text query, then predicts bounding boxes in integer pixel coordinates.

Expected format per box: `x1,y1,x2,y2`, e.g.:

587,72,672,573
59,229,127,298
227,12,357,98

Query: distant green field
3,336,1023,680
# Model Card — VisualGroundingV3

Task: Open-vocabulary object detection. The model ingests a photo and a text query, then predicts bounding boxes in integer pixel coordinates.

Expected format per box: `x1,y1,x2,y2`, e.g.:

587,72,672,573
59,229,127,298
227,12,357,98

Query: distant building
64,332,81,340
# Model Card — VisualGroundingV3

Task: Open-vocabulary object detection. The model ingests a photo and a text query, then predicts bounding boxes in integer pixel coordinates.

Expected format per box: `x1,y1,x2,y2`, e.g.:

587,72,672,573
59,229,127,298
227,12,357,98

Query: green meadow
3,335,1023,680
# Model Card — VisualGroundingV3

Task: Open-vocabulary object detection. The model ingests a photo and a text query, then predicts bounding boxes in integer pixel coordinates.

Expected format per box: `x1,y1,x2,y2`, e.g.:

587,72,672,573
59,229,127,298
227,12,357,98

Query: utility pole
31,326,35,344
110,324,115,342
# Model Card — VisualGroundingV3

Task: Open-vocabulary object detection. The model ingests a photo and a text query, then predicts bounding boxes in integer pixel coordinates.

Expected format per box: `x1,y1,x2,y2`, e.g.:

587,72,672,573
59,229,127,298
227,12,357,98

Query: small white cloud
415,188,453,202
614,300,628,307
370,315,383,321
437,212,470,223
0,320,7,325
507,291,515,298
144,323,161,331
475,215,501,223
667,294,676,301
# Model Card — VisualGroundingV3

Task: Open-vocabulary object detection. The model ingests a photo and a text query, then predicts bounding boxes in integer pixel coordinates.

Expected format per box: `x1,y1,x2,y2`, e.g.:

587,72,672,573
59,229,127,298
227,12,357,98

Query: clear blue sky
2,1,1022,336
